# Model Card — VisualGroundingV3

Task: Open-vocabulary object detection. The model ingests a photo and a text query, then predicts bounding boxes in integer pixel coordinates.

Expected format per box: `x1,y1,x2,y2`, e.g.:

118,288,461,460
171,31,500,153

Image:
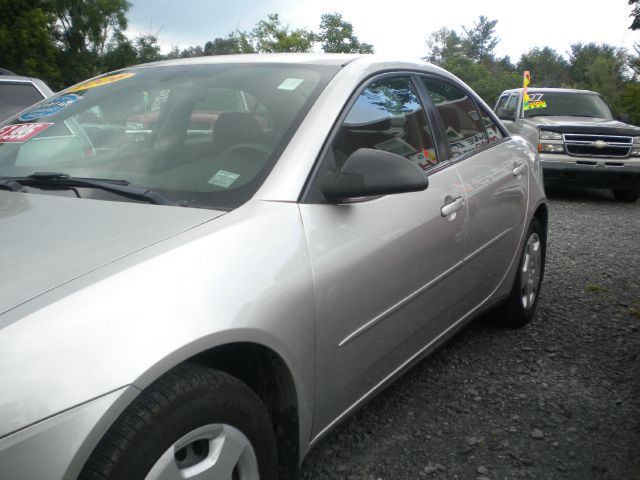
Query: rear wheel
79,363,278,480
612,188,640,203
493,218,545,328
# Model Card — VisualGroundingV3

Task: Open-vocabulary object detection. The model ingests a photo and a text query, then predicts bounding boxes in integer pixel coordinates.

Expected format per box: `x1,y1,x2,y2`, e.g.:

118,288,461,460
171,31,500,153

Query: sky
126,0,640,62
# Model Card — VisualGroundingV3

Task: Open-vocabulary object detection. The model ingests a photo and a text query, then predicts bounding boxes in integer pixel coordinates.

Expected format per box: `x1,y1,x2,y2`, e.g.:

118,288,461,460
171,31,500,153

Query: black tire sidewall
88,368,278,480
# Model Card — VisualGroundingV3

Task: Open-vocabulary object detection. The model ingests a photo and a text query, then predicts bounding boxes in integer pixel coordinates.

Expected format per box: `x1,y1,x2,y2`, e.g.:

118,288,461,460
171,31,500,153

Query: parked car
0,55,547,480
495,87,640,202
0,70,54,122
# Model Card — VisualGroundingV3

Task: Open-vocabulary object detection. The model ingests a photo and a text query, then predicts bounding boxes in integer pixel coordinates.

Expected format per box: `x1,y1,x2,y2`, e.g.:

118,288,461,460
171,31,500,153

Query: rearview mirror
321,148,429,203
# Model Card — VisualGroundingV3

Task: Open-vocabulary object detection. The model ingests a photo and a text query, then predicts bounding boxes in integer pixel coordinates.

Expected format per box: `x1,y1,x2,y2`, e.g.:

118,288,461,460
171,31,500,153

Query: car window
523,91,614,119
495,94,510,112
0,82,45,121
477,104,505,143
330,76,438,172
421,78,488,159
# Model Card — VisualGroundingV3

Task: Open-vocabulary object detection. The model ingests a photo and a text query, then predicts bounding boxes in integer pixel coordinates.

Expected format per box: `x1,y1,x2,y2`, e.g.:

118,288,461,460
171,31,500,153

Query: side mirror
496,108,516,122
321,148,429,203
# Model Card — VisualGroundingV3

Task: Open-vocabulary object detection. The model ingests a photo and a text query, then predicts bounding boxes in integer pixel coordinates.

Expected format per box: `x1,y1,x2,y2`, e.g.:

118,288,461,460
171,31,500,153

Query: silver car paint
0,192,223,316
0,55,546,478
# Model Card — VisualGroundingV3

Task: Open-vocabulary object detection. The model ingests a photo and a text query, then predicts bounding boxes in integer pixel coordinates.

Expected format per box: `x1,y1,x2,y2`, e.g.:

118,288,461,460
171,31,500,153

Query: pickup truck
494,88,640,202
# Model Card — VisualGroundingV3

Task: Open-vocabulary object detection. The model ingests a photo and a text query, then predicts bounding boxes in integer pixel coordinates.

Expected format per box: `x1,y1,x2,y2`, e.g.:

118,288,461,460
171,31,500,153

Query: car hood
525,116,640,136
0,192,224,316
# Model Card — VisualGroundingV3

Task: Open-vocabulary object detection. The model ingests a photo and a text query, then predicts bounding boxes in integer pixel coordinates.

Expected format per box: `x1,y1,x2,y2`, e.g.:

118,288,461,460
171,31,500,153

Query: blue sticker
20,94,80,121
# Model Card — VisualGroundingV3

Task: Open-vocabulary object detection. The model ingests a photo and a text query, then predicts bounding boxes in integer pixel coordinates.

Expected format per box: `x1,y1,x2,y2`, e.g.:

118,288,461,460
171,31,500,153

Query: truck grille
563,134,632,158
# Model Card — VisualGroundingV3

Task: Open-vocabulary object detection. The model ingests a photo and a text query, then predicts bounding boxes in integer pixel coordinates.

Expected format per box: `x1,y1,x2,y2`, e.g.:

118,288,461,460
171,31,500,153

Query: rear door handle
441,196,464,217
513,163,526,176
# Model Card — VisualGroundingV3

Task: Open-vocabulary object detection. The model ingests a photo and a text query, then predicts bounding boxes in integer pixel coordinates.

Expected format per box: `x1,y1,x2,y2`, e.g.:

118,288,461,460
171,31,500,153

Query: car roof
128,53,443,72
0,75,40,83
501,87,598,95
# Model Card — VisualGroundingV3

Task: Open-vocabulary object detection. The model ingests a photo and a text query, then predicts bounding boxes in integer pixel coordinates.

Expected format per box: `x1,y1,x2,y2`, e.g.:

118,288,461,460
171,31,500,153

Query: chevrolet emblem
593,140,608,148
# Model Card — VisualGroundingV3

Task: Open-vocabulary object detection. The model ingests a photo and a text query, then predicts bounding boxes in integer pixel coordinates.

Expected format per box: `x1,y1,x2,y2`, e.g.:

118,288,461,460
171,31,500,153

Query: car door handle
441,196,464,217
513,163,526,176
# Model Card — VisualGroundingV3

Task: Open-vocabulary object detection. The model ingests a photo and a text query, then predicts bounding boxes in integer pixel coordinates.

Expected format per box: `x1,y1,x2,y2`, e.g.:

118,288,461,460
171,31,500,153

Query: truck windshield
523,92,613,119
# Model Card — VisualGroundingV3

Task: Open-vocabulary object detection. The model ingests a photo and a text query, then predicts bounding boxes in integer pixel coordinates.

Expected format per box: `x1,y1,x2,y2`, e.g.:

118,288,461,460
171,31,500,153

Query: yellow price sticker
523,100,547,111
66,73,135,93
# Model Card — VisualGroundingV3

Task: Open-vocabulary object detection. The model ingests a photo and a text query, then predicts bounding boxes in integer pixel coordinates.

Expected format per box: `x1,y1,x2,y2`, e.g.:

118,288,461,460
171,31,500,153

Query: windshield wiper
1,173,175,206
0,178,27,192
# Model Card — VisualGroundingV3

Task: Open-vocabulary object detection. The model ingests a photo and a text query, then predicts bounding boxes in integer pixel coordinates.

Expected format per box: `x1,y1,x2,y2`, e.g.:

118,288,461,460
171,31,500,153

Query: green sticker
208,170,240,188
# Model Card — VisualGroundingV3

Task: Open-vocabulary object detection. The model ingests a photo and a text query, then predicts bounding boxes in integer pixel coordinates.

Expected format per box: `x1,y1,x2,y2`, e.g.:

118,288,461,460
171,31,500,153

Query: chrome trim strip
338,228,512,347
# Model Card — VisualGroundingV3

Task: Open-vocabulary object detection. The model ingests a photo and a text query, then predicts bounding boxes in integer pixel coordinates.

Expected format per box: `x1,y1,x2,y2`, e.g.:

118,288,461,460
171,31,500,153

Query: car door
421,77,528,310
299,75,468,436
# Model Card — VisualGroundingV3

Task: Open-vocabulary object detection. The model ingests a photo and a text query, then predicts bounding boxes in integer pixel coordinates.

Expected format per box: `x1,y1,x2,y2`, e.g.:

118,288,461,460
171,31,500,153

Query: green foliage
461,15,499,63
204,31,256,56
424,16,517,105
317,13,373,54
517,47,570,87
618,83,640,125
0,0,61,86
251,13,315,53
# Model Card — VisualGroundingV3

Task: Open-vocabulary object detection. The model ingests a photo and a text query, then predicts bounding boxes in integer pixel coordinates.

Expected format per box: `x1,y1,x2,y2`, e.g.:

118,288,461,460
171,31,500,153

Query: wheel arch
188,342,300,480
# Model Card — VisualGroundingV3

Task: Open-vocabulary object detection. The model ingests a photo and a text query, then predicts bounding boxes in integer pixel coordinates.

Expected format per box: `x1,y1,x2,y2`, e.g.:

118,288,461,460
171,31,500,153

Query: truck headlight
538,143,565,153
633,136,640,144
539,130,563,140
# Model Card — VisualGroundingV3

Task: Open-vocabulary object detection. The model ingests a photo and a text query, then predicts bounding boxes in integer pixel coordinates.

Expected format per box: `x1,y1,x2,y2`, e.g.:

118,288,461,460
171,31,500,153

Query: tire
612,188,640,203
79,363,278,480
493,218,546,328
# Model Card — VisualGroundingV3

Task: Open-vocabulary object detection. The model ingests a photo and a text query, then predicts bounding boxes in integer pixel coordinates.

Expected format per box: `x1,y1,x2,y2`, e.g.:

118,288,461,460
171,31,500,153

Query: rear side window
421,78,487,159
331,76,439,171
0,83,44,121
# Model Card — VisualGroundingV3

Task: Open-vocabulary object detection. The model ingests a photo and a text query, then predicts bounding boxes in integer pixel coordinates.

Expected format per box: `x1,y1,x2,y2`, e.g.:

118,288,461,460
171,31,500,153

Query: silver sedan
0,54,547,480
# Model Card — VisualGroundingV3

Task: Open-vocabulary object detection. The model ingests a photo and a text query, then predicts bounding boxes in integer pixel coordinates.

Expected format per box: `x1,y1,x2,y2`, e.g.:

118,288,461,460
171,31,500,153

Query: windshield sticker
208,170,240,188
524,100,547,111
277,78,304,91
66,72,135,93
0,123,53,143
19,94,80,121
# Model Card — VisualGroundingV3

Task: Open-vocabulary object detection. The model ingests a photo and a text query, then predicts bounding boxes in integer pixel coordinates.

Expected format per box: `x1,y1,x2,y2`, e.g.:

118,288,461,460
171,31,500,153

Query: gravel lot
300,186,640,480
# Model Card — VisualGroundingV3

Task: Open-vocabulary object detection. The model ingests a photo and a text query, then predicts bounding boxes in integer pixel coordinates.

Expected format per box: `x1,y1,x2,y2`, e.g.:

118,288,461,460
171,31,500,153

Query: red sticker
0,123,53,143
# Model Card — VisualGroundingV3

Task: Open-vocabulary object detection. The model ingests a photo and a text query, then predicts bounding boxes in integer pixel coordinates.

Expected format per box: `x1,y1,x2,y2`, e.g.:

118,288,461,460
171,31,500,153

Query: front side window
421,78,488,159
329,76,438,172
0,64,337,210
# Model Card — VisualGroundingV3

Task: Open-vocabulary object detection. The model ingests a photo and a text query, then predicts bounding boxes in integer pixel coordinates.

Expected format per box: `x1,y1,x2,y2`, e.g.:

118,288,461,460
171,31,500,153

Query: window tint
421,78,488,158
331,77,438,171
0,83,45,120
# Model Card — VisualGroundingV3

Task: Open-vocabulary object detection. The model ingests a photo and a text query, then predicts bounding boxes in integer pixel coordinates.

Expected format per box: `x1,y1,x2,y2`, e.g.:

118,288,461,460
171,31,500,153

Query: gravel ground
299,186,640,480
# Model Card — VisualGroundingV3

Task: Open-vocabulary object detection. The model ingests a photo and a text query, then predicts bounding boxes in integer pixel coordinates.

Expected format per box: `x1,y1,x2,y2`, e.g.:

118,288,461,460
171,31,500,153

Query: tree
517,47,570,87
204,31,255,55
48,0,131,84
0,0,61,86
424,28,464,64
251,13,315,53
568,43,628,104
317,13,373,54
461,15,499,63
630,0,640,30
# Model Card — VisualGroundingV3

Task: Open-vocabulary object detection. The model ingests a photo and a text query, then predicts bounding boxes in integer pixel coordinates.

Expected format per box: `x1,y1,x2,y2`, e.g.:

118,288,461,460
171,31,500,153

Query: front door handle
513,163,526,176
441,196,464,217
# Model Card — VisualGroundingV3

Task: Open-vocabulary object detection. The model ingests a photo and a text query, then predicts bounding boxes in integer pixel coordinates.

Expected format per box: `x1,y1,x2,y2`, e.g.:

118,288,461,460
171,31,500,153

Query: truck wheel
78,363,278,480
612,189,640,203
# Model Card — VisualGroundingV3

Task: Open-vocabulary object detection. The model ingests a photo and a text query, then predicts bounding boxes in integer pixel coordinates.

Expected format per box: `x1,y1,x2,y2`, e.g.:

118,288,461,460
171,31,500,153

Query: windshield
523,91,613,119
0,63,337,209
